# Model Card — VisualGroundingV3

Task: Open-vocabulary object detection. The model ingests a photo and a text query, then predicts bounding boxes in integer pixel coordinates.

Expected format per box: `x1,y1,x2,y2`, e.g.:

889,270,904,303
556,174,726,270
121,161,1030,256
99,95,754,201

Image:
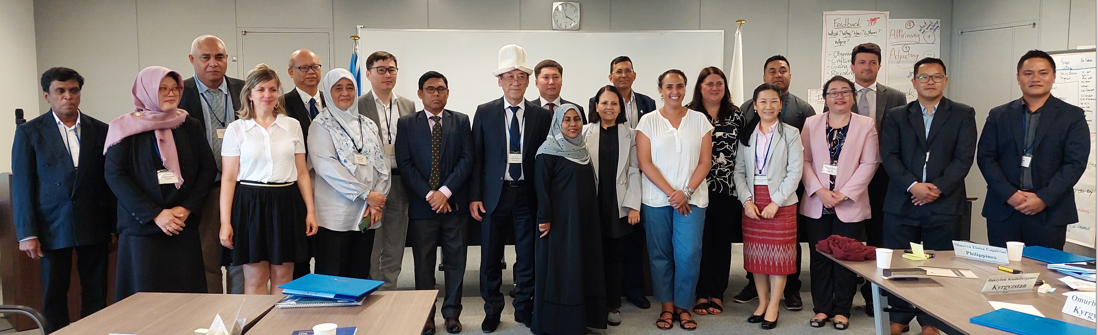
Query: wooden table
52,293,282,335
830,250,1095,335
247,290,438,335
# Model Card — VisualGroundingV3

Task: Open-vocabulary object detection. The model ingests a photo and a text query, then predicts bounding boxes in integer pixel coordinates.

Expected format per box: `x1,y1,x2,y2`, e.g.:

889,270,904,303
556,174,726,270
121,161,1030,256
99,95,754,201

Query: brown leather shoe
444,317,462,334
422,318,436,335
921,325,940,335
890,322,909,335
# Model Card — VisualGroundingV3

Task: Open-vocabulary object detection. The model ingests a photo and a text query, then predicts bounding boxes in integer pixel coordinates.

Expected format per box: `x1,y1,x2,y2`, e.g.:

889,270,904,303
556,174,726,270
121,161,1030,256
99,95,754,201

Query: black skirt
224,181,308,266
115,226,206,300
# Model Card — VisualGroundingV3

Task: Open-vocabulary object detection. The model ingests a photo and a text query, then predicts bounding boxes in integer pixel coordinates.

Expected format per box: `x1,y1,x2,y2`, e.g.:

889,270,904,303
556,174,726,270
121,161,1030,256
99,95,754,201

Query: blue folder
278,274,383,301
970,309,1095,335
1022,246,1096,264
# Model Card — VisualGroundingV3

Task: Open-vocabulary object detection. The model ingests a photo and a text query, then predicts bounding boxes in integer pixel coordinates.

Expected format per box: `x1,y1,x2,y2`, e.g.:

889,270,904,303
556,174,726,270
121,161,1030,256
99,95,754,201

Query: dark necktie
429,115,442,189
508,106,522,180
308,98,319,119
546,102,556,118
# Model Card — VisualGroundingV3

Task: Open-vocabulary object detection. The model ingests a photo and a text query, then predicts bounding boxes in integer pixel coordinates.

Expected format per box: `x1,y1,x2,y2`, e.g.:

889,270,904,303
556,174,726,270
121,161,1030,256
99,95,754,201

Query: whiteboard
354,29,724,118
821,11,889,85
886,19,941,102
1050,49,1097,248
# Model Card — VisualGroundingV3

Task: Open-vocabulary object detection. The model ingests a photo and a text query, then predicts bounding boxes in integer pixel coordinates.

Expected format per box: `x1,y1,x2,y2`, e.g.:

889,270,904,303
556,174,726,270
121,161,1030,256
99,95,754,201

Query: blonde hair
237,63,286,119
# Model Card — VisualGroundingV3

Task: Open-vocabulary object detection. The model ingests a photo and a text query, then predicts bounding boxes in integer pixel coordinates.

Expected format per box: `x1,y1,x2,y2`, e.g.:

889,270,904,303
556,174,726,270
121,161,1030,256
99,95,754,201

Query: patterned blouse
705,108,746,197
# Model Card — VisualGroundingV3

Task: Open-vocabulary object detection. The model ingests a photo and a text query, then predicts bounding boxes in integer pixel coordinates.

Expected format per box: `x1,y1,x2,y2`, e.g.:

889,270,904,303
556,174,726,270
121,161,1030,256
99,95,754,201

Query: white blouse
221,114,306,183
636,109,714,208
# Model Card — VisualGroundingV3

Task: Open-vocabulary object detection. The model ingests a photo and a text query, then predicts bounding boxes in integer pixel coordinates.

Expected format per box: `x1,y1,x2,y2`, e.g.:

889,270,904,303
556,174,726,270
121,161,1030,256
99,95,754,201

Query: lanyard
381,98,394,144
1021,111,1038,154
199,90,231,127
754,128,774,175
335,116,366,153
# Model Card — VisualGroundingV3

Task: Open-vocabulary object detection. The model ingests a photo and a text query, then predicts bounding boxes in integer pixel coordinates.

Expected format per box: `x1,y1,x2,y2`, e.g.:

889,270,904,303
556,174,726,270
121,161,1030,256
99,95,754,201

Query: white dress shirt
624,91,640,129
635,110,714,207
374,92,403,169
540,96,561,111
221,114,306,183
421,109,453,199
52,112,81,168
296,87,321,115
503,100,526,181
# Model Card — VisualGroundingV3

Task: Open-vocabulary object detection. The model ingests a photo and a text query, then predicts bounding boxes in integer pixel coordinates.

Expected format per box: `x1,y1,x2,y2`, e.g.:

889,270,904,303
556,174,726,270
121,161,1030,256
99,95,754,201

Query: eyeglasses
371,67,398,75
500,74,528,82
613,69,634,75
423,87,448,94
915,74,946,83
294,64,322,72
824,90,853,97
159,87,181,95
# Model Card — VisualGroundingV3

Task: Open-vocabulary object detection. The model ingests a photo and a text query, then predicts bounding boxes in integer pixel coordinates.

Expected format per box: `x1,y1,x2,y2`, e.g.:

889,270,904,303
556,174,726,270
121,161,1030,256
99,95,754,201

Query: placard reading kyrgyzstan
822,11,889,85
1062,292,1097,322
953,240,1010,265
981,273,1040,294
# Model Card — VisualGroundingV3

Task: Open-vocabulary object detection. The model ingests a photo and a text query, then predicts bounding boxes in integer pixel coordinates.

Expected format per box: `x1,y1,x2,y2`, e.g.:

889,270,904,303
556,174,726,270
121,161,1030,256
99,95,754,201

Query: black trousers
481,183,536,317
806,214,864,318
622,219,647,300
313,227,375,279
696,192,742,301
986,216,1068,250
885,211,958,326
743,187,804,296
40,243,109,333
410,213,468,319
603,225,627,310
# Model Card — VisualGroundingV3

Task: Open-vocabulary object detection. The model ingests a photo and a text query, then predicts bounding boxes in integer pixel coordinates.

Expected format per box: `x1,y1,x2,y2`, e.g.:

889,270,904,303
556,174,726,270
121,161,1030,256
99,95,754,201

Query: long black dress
104,117,216,300
532,154,606,335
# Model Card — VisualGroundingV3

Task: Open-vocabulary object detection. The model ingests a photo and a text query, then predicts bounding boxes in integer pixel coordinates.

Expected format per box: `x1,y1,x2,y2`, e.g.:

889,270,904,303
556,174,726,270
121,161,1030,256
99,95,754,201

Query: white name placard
1063,293,1097,322
981,273,1040,294
953,240,1010,265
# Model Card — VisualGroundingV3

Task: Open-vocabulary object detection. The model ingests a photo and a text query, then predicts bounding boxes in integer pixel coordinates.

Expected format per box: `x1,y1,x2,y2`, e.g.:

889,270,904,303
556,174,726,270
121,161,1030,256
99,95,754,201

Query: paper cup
876,248,894,269
313,323,338,335
1007,241,1025,262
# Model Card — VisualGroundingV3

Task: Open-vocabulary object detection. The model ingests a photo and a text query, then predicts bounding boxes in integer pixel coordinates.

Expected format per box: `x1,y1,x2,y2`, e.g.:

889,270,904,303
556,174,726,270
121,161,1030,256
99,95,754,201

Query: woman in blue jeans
635,69,713,331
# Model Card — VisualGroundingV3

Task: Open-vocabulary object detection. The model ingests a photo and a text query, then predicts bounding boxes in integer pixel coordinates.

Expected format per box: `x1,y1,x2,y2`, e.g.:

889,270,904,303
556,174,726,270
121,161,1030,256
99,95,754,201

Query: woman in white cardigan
732,83,804,330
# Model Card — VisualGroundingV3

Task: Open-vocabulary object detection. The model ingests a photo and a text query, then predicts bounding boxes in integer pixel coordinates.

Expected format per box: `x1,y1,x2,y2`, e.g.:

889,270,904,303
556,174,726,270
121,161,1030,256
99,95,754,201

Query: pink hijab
104,66,190,188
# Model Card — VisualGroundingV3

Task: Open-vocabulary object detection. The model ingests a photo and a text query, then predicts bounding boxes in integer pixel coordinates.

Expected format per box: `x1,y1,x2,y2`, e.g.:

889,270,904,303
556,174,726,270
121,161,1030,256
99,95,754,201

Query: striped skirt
742,185,798,275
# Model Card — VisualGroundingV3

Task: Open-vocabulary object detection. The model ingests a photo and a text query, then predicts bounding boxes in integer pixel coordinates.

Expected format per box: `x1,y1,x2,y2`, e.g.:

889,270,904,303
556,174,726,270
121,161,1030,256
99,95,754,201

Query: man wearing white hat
469,44,552,332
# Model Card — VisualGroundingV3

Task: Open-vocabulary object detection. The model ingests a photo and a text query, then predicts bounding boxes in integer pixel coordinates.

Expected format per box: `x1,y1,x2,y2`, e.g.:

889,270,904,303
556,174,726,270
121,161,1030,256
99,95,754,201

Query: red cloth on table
815,234,876,261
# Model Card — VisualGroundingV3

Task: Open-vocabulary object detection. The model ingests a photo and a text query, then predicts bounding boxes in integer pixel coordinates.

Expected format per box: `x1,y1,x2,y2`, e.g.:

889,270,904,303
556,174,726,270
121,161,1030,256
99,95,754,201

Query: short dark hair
823,75,856,94
610,56,633,73
657,69,687,87
366,51,397,69
1017,50,1056,73
913,57,947,76
763,55,790,71
534,59,563,77
418,71,448,90
592,85,628,124
40,67,84,92
851,43,882,64
741,83,786,147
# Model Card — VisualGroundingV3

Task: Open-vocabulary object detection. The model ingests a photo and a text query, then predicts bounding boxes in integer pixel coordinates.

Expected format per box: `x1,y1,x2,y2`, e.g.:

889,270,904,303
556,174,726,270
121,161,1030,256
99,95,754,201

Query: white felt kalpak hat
492,44,533,76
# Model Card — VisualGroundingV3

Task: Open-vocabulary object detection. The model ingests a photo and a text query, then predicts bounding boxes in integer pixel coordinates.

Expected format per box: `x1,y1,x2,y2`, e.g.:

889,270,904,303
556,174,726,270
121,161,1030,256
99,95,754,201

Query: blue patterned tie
308,98,319,119
508,106,522,180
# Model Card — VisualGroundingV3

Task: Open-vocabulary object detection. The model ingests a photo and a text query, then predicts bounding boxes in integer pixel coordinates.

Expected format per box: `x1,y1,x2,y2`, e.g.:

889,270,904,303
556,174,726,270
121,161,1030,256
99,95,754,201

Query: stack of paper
276,274,383,309
1059,276,1097,292
1048,263,1097,282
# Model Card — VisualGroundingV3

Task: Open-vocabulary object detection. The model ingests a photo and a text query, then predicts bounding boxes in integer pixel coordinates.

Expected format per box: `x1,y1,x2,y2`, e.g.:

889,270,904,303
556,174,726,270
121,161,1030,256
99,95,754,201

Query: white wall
1,0,40,174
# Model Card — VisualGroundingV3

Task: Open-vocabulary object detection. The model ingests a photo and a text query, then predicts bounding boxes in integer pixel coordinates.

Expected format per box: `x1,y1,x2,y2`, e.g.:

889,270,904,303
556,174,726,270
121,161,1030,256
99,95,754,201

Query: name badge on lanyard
354,154,369,166
754,175,768,185
822,164,838,176
157,169,179,185
1021,155,1032,168
216,128,226,139
508,153,523,164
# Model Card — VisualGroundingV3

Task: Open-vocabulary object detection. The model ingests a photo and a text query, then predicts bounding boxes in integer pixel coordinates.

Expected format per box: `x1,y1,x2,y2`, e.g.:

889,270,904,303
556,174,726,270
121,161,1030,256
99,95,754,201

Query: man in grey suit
734,55,816,310
532,59,585,123
849,42,907,315
357,51,417,290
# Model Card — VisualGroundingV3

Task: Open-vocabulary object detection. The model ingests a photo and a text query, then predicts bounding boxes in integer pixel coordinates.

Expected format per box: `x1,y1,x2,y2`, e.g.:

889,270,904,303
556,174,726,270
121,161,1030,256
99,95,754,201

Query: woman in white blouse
635,69,713,331
307,68,390,279
218,64,318,295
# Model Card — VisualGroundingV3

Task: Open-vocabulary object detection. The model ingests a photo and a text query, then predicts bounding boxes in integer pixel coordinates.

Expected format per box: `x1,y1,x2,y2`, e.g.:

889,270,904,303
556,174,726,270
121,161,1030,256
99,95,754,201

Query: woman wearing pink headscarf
104,66,217,300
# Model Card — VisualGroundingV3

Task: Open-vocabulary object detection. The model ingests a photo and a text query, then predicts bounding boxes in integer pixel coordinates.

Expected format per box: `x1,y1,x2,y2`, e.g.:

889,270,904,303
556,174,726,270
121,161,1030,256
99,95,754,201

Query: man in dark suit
585,55,655,310
177,34,246,295
356,51,418,290
470,44,551,332
282,49,324,145
397,71,473,335
13,67,115,333
588,56,656,129
849,43,908,314
978,50,1089,250
880,58,976,335
532,59,585,123
733,55,816,310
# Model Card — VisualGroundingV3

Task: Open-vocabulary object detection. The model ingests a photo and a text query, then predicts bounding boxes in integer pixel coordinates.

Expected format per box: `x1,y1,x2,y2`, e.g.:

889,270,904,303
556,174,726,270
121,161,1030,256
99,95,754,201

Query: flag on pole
349,36,363,96
730,20,746,104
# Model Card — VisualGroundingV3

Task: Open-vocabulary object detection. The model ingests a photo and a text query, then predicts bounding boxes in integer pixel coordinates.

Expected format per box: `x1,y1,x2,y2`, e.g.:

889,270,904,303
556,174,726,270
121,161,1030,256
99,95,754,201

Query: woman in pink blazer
799,75,879,330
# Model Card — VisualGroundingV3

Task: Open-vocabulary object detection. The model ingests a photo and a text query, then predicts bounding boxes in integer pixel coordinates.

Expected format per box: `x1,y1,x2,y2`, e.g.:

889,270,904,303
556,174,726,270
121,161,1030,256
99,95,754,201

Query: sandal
677,311,697,331
692,300,710,315
655,311,673,330
707,298,724,314
809,316,831,328
833,316,849,330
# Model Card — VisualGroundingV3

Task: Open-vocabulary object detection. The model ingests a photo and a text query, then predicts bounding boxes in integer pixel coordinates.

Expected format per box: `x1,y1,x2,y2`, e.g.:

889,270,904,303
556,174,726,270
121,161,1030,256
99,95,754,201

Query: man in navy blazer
396,71,473,335
588,56,656,128
13,68,115,333
470,45,551,332
532,59,586,123
978,50,1090,250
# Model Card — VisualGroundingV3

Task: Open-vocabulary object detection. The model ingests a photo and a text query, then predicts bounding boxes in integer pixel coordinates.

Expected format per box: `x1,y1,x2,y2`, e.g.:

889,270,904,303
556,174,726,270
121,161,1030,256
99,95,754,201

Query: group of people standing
13,33,1088,335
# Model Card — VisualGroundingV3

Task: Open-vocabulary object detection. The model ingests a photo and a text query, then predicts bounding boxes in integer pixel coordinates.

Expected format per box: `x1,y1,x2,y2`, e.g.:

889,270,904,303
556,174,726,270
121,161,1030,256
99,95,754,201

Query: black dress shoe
422,320,436,335
482,316,500,333
761,318,779,330
733,286,758,303
747,314,765,323
784,292,803,310
865,302,875,317
515,310,532,327
628,295,652,309
445,317,462,334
